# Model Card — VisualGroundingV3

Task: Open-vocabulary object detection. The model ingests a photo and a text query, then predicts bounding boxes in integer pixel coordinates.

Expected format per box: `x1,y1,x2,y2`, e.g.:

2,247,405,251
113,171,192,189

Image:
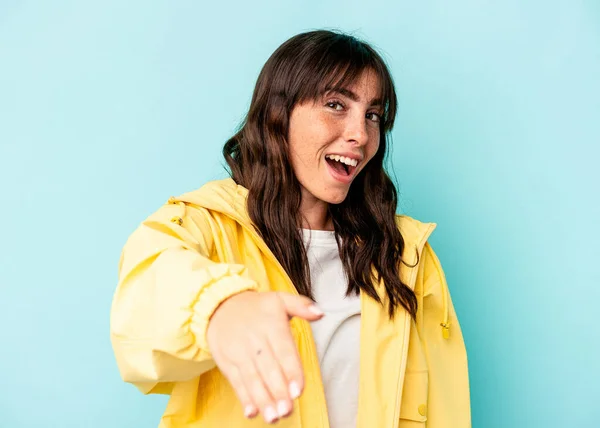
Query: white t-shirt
301,229,361,428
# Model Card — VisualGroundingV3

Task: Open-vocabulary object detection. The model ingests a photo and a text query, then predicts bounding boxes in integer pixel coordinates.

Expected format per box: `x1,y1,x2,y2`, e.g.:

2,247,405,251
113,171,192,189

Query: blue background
1,1,599,427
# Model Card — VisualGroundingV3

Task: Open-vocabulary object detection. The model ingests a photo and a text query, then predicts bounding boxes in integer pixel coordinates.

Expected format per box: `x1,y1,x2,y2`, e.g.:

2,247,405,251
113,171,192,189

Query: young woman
110,30,471,427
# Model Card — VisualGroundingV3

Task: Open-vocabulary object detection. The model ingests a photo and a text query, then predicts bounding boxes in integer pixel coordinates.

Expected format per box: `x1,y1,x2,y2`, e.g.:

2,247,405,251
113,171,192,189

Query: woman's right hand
206,290,324,424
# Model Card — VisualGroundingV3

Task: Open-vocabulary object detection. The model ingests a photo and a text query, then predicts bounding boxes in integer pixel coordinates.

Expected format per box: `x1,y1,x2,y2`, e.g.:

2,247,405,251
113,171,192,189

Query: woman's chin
322,189,350,205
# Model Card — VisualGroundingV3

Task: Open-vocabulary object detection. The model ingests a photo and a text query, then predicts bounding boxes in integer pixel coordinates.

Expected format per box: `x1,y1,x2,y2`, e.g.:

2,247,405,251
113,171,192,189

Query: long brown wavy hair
223,30,417,319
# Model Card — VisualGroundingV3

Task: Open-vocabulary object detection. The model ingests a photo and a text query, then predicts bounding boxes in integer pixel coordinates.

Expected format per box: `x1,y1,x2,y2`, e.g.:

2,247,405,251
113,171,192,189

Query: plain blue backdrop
1,1,599,427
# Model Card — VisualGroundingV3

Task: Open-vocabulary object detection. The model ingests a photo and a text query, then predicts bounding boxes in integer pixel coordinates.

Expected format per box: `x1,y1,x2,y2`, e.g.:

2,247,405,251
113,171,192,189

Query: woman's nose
343,115,369,146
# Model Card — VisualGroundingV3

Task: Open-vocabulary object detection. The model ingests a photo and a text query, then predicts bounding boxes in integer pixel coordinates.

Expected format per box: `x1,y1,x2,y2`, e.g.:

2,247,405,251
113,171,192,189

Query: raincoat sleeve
110,201,258,395
418,242,472,427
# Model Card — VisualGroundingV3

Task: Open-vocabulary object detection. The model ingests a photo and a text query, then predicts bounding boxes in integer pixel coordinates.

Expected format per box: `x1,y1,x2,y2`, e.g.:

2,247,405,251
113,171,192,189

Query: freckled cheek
310,123,338,162
366,133,381,161
316,114,344,137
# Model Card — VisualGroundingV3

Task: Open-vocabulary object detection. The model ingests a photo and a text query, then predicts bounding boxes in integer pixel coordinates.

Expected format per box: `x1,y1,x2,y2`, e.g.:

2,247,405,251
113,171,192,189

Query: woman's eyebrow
326,87,382,107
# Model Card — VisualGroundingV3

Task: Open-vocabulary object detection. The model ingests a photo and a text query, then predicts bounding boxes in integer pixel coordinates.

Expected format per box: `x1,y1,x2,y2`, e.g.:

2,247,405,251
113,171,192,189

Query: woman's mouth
325,154,359,181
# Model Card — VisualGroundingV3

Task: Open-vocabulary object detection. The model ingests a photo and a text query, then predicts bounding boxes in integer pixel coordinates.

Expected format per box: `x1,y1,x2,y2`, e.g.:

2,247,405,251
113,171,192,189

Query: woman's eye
367,112,381,123
326,101,344,110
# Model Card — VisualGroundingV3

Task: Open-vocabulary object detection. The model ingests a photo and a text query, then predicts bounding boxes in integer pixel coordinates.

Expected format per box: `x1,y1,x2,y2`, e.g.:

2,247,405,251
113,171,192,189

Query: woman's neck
299,192,334,231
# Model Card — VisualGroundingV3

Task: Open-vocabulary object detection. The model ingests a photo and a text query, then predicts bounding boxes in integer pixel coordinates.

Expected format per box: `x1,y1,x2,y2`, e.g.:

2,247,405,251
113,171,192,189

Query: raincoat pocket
398,370,429,427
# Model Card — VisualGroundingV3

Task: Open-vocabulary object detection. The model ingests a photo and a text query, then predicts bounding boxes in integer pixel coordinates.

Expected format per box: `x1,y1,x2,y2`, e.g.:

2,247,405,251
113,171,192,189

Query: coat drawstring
440,278,451,339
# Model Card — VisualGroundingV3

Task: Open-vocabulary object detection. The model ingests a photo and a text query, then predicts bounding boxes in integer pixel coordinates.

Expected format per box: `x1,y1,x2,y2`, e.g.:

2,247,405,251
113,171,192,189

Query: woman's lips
325,158,355,184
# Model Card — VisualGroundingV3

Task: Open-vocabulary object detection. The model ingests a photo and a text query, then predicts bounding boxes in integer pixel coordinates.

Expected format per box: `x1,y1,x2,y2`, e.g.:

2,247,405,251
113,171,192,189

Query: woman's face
288,69,383,207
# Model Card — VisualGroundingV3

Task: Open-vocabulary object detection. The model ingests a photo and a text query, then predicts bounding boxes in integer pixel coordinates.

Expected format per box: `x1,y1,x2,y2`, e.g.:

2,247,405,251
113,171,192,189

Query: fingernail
277,400,290,417
308,305,324,316
289,381,301,399
244,405,256,418
264,406,278,423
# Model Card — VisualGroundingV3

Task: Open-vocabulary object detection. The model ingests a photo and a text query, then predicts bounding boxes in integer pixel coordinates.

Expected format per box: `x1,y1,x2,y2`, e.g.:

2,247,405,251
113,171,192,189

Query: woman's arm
110,202,258,394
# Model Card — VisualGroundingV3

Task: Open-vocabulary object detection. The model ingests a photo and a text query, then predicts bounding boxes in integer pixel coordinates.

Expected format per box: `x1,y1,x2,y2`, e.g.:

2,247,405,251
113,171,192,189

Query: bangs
291,35,397,130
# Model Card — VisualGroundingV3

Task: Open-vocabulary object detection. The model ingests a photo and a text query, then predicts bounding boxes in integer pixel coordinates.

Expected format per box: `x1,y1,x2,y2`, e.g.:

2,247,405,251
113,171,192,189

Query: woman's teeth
325,154,358,167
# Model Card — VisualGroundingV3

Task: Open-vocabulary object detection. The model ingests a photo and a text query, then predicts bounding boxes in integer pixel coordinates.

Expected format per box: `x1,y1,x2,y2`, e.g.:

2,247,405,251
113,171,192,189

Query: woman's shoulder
395,214,437,243
174,178,242,202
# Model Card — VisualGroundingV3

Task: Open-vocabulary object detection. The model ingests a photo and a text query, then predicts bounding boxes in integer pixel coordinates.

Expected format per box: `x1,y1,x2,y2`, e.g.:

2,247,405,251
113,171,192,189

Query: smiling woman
110,29,471,428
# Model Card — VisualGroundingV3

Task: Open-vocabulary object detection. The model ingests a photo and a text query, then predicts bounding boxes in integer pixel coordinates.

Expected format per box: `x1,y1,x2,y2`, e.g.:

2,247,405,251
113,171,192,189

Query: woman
111,30,471,427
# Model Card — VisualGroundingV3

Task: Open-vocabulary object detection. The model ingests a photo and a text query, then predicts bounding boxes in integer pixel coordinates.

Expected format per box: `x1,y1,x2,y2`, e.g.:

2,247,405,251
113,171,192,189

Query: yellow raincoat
110,178,471,427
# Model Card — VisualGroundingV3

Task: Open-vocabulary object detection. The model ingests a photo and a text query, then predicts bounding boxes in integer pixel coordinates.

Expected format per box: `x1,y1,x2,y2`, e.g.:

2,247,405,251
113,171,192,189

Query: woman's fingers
228,325,302,423
277,292,324,321
221,364,258,419
268,321,305,401
237,357,279,423
253,342,293,421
